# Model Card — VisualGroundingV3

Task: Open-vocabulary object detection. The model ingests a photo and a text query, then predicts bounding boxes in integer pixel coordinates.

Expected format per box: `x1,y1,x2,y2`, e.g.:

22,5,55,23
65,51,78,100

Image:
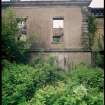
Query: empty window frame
16,17,27,41
16,17,27,35
52,17,64,43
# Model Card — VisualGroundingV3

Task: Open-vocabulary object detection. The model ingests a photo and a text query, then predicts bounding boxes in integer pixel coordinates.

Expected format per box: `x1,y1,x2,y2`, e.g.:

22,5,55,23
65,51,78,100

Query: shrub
27,83,104,105
2,60,104,105
95,52,104,68
27,82,66,105
69,64,104,91
2,8,30,64
2,59,65,105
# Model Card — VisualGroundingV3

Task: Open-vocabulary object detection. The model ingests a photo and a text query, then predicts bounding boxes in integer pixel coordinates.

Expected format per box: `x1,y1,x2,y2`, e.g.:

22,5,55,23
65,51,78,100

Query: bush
2,60,104,105
2,59,65,105
28,82,65,105
95,52,104,68
27,83,104,105
2,8,30,63
69,64,104,91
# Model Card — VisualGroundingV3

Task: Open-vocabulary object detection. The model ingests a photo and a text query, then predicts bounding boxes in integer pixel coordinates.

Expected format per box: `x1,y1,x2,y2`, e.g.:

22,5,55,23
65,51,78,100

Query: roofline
88,7,104,9
2,0,91,7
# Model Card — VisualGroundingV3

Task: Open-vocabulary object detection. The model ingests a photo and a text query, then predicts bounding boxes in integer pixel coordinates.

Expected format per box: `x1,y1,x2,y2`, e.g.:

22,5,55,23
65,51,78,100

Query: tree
1,8,29,63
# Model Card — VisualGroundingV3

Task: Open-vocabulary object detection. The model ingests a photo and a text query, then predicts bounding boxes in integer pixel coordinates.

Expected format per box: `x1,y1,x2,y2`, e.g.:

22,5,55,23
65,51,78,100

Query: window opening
52,17,64,43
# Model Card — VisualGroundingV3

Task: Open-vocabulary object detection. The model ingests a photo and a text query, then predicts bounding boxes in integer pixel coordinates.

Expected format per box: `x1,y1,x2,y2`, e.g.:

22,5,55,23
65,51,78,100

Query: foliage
2,7,104,105
95,52,104,68
69,64,104,91
28,82,65,105
2,60,104,105
2,8,29,63
88,15,97,49
2,59,65,105
27,83,103,105
86,14,103,68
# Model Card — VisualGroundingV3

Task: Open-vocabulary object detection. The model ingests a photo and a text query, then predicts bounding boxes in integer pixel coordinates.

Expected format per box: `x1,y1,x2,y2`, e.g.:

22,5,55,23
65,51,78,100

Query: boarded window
52,17,64,43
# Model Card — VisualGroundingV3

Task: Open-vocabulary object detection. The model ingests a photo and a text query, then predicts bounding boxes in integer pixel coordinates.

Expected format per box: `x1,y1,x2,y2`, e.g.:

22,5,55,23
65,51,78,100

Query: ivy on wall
88,15,104,68
88,15,97,49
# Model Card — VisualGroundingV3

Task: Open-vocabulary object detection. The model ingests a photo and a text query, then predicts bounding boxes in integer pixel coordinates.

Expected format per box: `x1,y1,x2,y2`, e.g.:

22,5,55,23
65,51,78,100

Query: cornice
2,0,91,7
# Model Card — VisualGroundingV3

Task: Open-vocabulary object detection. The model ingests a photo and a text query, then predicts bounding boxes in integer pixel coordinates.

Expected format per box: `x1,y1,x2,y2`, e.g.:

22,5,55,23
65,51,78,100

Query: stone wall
12,6,83,49
2,4,92,68
30,51,92,69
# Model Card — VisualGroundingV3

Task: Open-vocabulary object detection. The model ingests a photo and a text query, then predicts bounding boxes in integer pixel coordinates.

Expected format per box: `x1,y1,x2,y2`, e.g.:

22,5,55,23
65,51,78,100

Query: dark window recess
53,17,64,20
21,25,27,34
53,35,64,43
53,36,61,43
90,9,104,17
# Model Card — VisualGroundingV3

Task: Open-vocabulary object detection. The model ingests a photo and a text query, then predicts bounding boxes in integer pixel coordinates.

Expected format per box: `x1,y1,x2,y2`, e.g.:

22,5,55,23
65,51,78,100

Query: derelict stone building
2,0,95,69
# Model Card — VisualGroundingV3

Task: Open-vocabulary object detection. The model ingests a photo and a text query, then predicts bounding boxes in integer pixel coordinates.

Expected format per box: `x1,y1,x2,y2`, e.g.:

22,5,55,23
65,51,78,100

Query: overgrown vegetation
1,8,30,63
94,51,104,68
88,15,104,68
2,8,104,105
2,59,104,105
88,15,97,49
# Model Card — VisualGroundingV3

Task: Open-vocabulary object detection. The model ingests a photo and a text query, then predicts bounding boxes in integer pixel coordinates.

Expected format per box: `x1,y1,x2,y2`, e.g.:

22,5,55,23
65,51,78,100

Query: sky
89,0,104,8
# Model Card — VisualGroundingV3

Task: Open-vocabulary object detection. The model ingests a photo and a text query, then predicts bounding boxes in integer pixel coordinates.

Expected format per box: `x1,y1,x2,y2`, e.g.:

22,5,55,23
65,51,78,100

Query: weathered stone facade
2,0,92,69
13,6,84,49
30,51,92,69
